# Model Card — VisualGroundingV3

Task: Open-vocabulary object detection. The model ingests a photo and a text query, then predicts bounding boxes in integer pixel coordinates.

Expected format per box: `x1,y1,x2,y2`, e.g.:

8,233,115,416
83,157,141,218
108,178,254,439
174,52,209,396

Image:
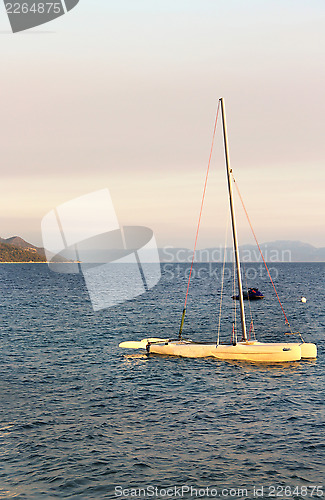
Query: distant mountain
0,239,46,263
0,236,75,263
238,241,325,263
1,236,324,263
1,236,46,257
159,241,325,263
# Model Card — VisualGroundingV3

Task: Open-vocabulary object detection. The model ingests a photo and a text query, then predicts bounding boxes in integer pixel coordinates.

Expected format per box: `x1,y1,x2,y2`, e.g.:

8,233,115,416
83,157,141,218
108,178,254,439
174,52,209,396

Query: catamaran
119,98,317,363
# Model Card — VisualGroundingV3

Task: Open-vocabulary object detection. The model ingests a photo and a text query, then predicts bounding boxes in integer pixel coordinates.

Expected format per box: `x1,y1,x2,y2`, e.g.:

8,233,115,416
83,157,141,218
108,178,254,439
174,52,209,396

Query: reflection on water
121,353,150,366
122,352,315,372
222,359,306,371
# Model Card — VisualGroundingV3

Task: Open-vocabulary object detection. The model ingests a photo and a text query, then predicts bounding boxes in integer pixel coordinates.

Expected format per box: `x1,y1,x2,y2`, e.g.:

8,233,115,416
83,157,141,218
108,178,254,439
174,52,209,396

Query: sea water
0,263,324,499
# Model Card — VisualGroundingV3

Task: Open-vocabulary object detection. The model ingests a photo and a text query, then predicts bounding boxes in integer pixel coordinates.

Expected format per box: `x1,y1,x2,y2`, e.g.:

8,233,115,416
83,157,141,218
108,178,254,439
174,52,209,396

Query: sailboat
119,98,317,363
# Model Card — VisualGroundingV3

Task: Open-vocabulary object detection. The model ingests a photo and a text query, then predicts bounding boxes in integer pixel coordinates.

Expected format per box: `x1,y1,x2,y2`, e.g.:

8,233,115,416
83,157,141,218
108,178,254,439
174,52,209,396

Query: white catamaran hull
119,339,317,363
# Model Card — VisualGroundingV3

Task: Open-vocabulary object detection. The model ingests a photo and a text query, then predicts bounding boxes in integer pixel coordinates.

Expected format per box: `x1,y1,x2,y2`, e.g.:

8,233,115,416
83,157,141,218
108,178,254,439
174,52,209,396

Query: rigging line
232,175,292,329
217,217,229,346
232,253,237,339
242,260,255,338
178,101,221,338
243,262,254,330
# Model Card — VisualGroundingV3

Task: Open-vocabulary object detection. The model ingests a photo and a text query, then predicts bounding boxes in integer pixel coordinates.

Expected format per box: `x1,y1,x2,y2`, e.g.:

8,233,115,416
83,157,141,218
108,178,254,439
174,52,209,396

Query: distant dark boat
232,287,264,301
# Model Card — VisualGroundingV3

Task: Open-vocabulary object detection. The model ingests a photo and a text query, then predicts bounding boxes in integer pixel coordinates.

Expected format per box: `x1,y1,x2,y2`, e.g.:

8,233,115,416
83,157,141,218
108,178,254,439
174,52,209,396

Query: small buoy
301,297,307,303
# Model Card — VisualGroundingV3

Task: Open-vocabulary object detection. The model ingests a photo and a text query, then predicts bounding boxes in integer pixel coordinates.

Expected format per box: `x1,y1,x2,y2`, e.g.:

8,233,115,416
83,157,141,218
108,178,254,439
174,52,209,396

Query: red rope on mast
233,177,291,326
178,103,220,338
184,102,221,308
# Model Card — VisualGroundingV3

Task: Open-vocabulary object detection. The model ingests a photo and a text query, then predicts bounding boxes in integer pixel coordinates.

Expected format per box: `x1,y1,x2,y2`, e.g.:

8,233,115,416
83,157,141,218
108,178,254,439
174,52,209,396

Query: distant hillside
1,236,324,263
159,241,325,263
1,236,46,257
0,241,46,262
0,236,72,263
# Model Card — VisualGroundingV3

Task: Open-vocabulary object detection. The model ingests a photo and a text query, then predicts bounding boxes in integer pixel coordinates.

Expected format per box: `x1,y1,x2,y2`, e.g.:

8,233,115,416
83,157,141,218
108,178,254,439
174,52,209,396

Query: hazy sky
1,0,324,248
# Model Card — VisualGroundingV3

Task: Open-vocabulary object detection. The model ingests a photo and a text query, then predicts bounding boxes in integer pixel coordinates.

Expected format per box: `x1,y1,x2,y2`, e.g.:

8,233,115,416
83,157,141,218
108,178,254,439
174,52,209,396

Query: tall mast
219,98,247,342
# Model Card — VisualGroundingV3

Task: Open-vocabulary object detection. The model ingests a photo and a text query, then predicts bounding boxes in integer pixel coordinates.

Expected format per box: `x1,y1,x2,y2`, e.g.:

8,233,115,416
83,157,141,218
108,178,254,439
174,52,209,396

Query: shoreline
0,261,76,264
0,261,324,264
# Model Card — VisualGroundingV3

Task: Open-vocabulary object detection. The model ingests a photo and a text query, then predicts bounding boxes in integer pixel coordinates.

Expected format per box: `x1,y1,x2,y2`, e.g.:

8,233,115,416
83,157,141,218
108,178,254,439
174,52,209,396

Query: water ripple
0,263,324,499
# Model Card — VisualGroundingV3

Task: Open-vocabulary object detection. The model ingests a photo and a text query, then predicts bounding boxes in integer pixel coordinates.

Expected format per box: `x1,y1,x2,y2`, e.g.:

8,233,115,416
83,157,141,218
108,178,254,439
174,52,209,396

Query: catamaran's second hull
147,341,315,363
